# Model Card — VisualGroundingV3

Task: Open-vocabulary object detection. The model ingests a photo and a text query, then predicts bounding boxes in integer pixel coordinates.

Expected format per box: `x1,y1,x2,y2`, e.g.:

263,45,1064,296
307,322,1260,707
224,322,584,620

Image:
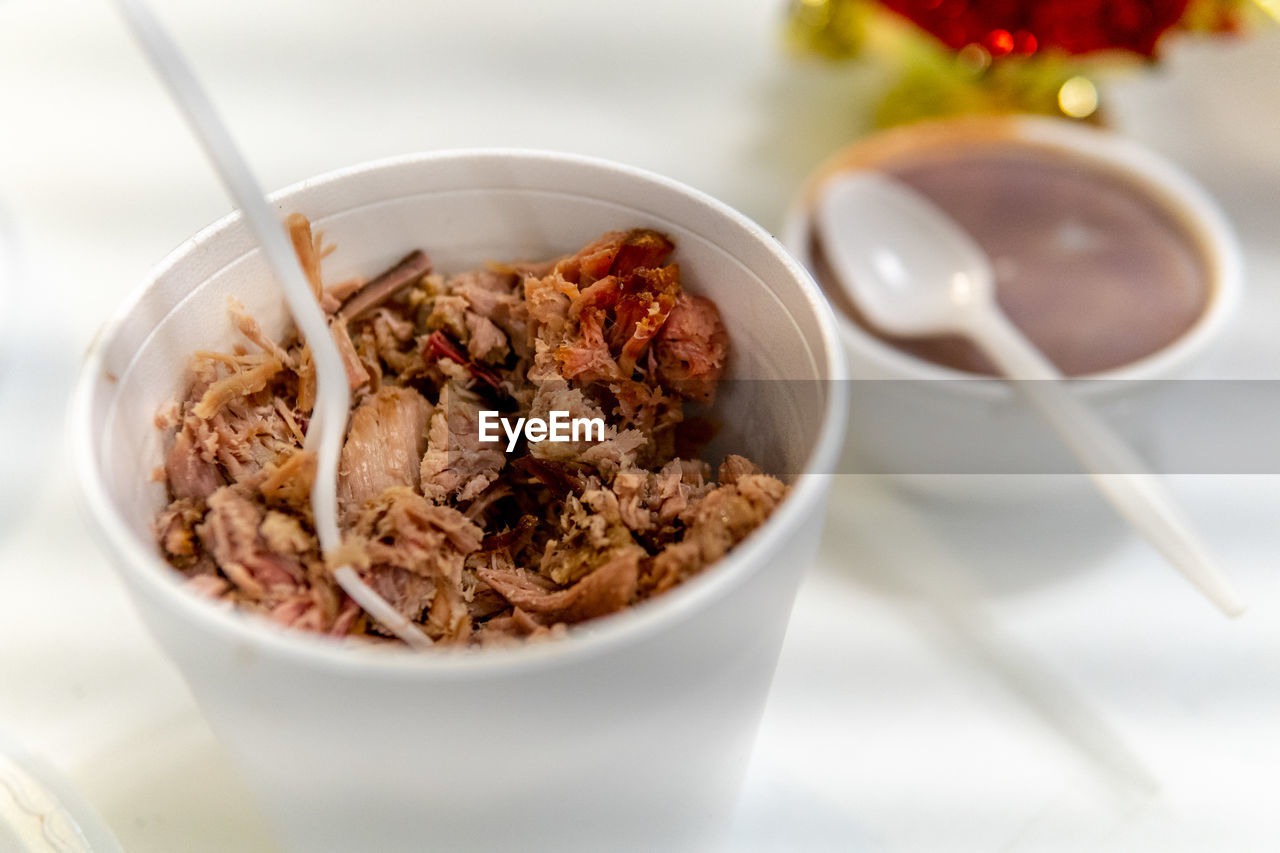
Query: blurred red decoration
876,0,1193,57
785,0,1262,126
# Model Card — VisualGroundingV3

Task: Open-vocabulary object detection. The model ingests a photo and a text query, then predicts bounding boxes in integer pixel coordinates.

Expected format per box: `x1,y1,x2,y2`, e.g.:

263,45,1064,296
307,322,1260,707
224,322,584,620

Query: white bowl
70,150,848,852
784,116,1240,498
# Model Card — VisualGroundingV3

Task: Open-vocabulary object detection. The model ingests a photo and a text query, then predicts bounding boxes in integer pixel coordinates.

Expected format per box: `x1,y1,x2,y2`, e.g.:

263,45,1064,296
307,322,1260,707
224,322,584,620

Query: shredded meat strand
192,358,282,420
341,250,433,321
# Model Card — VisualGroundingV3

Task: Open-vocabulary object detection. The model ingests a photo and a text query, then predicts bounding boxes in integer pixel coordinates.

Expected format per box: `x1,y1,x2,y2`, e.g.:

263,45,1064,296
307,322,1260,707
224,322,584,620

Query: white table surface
1,2,1278,850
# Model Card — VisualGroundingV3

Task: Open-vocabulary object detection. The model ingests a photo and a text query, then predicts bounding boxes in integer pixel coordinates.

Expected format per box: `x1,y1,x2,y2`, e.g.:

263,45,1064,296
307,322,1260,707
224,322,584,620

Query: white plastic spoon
114,0,432,647
816,171,1245,618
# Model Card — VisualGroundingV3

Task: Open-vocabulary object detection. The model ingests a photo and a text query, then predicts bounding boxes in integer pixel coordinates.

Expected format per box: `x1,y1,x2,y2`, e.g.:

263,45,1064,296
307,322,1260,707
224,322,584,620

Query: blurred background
1,1,1279,850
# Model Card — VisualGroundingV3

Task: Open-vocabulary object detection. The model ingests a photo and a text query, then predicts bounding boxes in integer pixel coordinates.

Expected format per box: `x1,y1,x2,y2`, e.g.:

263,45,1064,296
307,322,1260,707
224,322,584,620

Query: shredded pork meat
153,220,787,647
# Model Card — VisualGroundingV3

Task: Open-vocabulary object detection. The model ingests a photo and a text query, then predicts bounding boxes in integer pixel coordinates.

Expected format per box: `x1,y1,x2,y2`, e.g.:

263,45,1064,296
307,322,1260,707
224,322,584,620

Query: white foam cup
71,150,848,852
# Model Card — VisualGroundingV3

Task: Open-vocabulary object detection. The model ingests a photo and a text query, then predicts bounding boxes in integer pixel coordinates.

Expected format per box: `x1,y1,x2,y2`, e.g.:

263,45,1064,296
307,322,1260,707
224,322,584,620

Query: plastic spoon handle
964,305,1245,617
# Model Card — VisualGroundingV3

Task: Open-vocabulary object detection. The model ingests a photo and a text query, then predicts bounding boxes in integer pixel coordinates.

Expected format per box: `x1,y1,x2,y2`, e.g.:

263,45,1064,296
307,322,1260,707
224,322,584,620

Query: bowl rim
69,147,849,679
783,115,1242,397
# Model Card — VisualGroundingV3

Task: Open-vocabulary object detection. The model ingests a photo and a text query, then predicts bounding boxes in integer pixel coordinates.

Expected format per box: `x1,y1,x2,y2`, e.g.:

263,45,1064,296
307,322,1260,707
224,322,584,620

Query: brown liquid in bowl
812,143,1211,376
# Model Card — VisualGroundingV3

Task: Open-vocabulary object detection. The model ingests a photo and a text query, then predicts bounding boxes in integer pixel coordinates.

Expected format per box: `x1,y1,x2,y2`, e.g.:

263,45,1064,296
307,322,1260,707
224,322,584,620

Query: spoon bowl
816,171,996,337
